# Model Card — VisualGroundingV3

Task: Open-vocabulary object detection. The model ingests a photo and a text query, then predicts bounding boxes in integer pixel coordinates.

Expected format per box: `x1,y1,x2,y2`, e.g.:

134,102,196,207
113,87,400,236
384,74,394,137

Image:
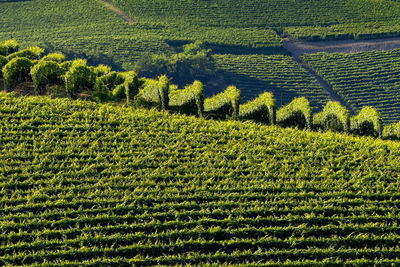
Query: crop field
213,54,329,109
1,94,400,265
302,49,400,124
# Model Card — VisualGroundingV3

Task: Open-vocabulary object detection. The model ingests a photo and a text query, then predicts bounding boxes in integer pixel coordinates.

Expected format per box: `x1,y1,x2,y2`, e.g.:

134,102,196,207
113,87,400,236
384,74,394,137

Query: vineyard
213,54,329,109
0,94,400,265
302,49,400,125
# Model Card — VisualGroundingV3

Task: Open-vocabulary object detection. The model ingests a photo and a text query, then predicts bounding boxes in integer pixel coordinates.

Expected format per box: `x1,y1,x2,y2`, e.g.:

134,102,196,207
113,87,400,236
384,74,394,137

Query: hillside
5,0,400,111
1,93,400,265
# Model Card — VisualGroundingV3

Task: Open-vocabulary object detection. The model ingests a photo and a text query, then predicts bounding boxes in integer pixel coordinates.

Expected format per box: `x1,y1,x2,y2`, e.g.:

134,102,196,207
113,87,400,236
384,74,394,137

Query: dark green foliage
97,71,125,92
383,121,400,140
30,60,63,94
351,106,383,137
0,40,19,56
6,46,45,61
41,52,66,63
93,78,110,101
169,80,204,117
93,64,112,77
239,92,276,124
64,59,96,98
2,57,33,89
204,85,240,119
123,71,139,104
0,55,8,78
313,101,350,132
277,97,312,130
136,42,215,87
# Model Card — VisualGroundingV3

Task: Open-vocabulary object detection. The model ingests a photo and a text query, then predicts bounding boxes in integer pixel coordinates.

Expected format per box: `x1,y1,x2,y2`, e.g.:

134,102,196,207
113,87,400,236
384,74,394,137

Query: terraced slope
1,94,400,265
302,49,400,124
213,54,329,109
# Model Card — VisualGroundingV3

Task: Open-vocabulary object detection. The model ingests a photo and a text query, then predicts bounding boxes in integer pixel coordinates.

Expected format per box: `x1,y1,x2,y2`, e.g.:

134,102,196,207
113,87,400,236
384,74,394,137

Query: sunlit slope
303,49,400,124
1,94,400,265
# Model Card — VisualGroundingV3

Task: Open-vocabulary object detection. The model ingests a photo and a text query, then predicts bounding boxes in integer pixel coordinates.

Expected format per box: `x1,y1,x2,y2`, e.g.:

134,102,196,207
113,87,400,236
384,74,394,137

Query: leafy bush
97,71,125,92
204,85,240,119
239,92,276,124
2,57,33,89
135,75,170,110
93,64,112,77
123,71,139,104
277,97,312,130
41,52,66,63
313,101,350,132
64,59,96,98
0,40,19,56
169,80,204,117
351,106,383,137
382,121,400,140
6,46,45,61
31,60,63,94
0,56,8,78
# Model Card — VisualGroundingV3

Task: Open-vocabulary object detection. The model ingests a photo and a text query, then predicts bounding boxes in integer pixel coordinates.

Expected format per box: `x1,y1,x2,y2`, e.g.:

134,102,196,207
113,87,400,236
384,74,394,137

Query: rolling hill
1,93,400,265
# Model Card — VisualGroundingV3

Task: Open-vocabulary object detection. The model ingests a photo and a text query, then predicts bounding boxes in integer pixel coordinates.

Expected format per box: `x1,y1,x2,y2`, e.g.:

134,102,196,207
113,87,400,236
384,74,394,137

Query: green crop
302,50,400,125
0,93,400,265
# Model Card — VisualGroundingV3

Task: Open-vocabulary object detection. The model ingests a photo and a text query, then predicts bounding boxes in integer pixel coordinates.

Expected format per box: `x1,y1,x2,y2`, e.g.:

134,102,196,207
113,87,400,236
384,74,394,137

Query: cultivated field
1,94,400,265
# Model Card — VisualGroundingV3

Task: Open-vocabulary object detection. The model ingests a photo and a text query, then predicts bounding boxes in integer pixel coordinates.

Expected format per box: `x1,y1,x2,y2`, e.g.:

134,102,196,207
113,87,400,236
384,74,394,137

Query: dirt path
283,36,400,59
97,0,135,25
282,36,400,114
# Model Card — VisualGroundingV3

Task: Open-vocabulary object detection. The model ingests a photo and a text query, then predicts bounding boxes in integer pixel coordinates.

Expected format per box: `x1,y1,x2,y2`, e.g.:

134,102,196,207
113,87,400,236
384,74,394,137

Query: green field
4,0,400,109
1,94,400,265
213,54,329,108
302,49,400,124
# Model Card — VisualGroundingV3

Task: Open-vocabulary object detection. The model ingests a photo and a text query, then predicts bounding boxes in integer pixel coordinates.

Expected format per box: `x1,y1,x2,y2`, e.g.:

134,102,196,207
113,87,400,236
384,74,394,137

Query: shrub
276,97,312,130
6,46,44,61
30,60,63,94
382,121,400,140
239,92,275,124
313,101,350,132
98,72,125,90
169,80,204,117
41,52,66,63
0,55,8,78
135,75,170,110
93,78,110,101
0,40,19,56
123,71,139,105
64,59,96,98
204,85,240,119
93,64,111,77
351,106,383,137
2,57,33,89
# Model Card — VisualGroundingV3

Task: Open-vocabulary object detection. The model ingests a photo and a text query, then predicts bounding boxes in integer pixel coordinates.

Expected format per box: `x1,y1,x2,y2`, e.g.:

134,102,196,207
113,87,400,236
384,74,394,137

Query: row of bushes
0,40,396,140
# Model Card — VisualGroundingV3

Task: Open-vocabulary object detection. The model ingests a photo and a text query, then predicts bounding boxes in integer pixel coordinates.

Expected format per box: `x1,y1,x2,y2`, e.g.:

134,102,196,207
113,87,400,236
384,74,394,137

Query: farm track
97,0,135,25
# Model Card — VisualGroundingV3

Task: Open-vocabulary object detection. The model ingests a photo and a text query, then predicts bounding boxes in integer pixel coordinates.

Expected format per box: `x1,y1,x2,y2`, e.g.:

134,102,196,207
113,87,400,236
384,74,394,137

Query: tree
0,40,19,56
64,59,96,98
41,52,66,63
2,57,33,89
31,60,63,94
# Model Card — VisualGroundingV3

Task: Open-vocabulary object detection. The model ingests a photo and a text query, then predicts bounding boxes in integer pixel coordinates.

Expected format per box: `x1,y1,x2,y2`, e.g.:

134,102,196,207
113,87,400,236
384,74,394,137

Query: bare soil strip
97,0,135,25
283,36,400,59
